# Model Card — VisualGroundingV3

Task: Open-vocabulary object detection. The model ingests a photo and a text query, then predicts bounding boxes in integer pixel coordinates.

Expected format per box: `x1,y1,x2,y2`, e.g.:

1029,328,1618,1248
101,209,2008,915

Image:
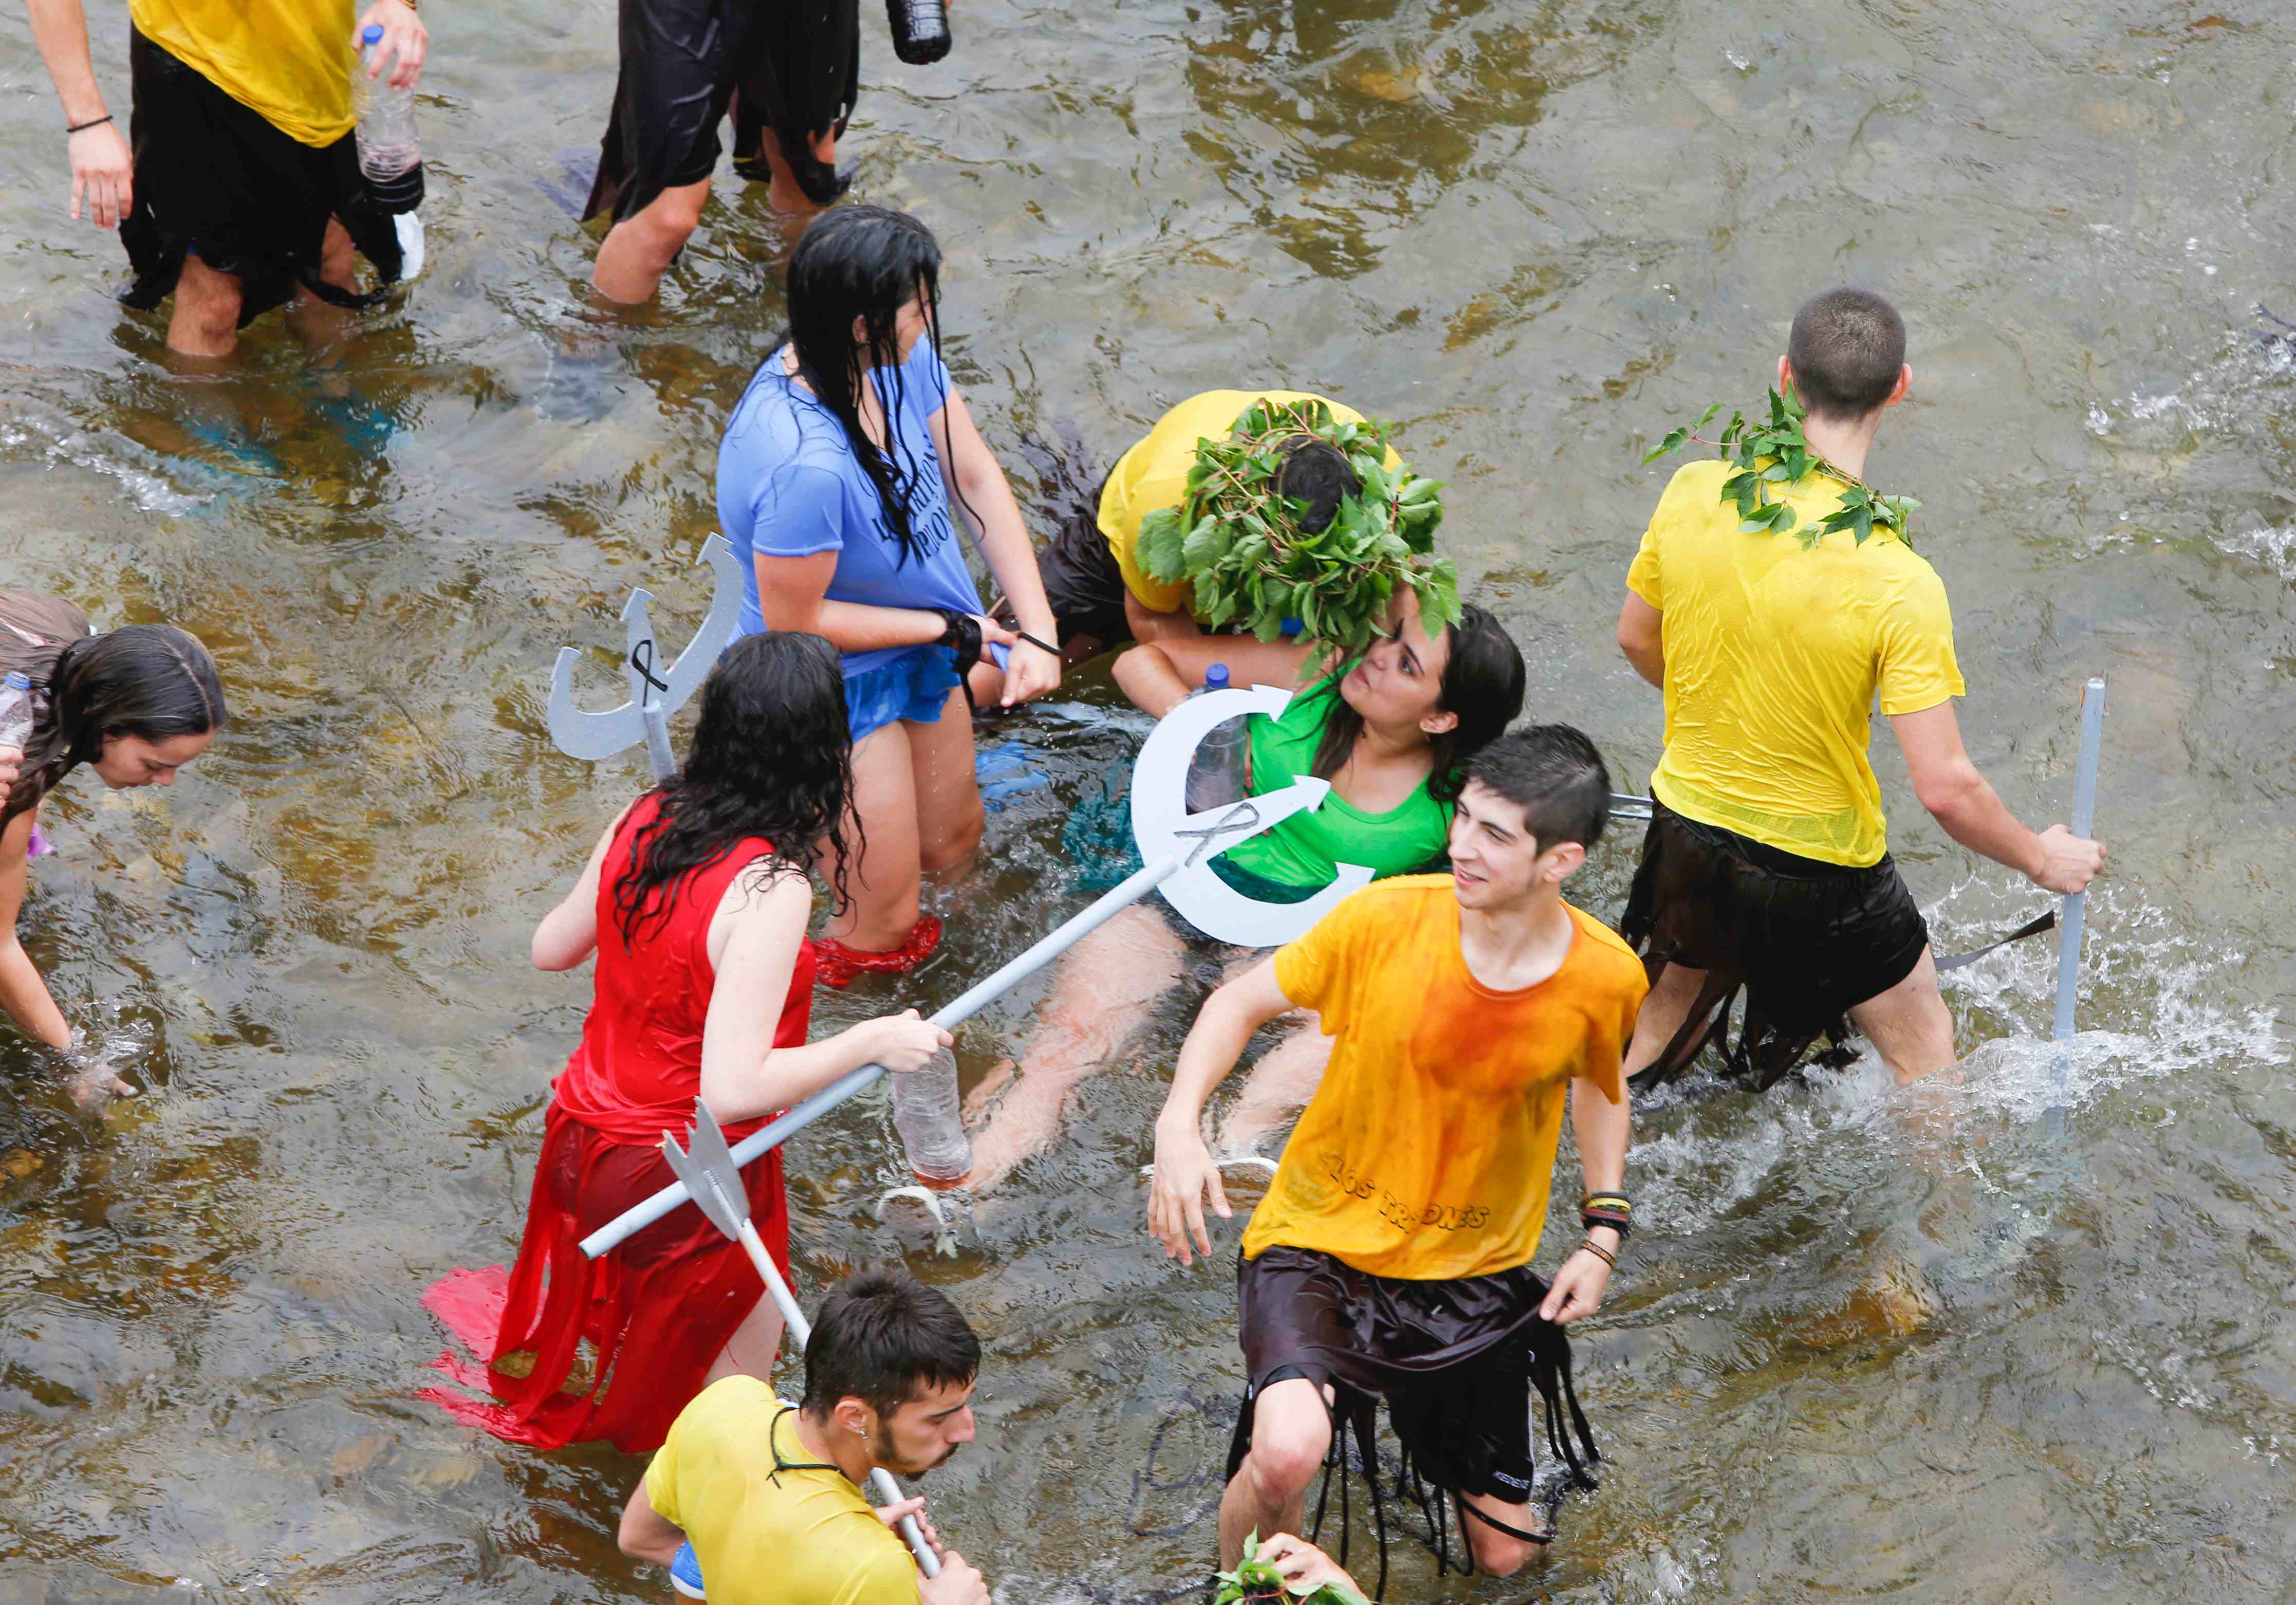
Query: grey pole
2051,678,2107,1046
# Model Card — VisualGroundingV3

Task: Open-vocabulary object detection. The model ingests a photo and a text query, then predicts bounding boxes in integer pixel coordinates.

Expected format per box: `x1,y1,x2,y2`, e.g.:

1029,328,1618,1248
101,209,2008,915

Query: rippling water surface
2,1,2292,1600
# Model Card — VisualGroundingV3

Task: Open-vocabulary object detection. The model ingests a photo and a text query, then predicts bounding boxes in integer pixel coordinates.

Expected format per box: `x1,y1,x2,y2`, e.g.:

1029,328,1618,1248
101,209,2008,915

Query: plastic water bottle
355,25,425,215
892,1047,972,1190
0,672,36,751
886,0,952,64
1183,663,1250,815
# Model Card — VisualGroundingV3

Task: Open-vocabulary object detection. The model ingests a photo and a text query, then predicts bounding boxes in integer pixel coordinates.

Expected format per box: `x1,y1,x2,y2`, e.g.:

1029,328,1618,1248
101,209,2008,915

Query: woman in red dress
423,631,950,1452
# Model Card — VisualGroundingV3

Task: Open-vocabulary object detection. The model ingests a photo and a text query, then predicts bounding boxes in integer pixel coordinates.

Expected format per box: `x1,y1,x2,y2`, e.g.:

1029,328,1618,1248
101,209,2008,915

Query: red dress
421,795,816,1452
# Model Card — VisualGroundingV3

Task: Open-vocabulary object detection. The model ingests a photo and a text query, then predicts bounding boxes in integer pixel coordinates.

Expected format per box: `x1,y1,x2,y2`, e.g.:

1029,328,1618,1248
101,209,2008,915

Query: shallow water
2,0,2293,1600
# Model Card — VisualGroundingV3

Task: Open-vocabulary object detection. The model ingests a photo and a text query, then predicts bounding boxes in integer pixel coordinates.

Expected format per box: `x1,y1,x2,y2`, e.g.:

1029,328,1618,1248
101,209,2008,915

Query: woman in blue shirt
719,207,1061,984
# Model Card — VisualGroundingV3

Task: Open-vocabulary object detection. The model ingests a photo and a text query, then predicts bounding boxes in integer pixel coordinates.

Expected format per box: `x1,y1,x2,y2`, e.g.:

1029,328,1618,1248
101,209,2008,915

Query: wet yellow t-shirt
646,1378,918,1605
131,0,358,147
1096,390,1392,617
1242,877,1646,1282
1626,458,1966,868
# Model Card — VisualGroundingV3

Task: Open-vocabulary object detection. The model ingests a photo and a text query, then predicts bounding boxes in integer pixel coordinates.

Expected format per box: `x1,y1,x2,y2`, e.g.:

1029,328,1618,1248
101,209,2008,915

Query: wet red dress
421,795,815,1452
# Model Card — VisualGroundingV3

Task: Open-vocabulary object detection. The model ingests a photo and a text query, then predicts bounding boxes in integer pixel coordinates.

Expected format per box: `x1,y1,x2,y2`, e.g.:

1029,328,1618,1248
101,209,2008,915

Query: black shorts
1620,800,1930,1090
584,0,858,223
122,31,402,323
1228,1245,1597,1508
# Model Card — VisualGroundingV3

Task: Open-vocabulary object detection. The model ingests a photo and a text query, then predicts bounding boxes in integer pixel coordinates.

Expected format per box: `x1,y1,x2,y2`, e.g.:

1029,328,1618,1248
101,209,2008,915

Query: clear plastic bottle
886,0,953,64
1183,663,1250,815
891,1046,972,1190
355,24,425,214
0,672,36,751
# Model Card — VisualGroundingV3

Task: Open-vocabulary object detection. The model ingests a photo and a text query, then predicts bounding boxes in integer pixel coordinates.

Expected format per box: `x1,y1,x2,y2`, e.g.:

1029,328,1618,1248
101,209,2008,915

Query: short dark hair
802,1270,981,1421
1463,726,1611,854
1786,288,1906,422
1274,438,1362,534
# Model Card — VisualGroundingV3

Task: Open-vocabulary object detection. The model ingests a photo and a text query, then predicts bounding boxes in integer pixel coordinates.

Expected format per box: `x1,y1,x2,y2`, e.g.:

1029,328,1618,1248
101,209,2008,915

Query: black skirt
121,30,401,323
583,0,859,222
1620,800,1930,1089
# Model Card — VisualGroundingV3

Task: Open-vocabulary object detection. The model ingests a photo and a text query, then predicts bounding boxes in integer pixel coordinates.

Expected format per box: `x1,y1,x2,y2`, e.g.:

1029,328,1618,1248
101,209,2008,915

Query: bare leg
1621,960,1708,1079
1214,1021,1331,1156
592,178,712,305
286,216,359,349
906,688,986,877
1457,1488,1549,1576
1847,946,1958,1085
825,721,925,951
758,125,838,218
1218,1377,1330,1567
704,1292,787,1385
1113,636,1314,717
166,252,243,360
960,905,1185,1191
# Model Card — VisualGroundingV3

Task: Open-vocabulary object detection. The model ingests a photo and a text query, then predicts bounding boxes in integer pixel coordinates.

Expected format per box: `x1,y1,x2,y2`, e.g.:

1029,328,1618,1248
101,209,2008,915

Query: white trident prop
546,534,746,781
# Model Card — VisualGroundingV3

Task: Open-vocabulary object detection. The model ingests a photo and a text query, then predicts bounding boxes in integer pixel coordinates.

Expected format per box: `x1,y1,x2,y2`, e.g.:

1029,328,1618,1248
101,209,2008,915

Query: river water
2,0,2292,1600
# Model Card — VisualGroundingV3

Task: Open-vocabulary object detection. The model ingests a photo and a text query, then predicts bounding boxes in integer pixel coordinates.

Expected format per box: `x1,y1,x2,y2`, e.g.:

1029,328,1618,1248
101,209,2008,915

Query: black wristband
935,609,983,678
1012,629,1060,658
66,114,113,135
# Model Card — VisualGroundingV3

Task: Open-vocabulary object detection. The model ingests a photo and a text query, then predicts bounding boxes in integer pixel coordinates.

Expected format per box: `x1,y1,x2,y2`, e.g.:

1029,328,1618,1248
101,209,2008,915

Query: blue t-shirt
718,341,988,678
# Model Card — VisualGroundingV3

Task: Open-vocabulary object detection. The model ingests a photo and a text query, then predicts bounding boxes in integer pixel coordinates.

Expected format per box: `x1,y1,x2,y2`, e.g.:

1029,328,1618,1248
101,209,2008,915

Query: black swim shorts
1227,1245,1597,1512
584,0,858,224
1620,799,1931,1090
122,31,402,323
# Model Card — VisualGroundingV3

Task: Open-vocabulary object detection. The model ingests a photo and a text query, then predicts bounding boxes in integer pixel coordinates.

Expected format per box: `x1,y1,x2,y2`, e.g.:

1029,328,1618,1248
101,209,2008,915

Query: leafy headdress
1137,398,1459,660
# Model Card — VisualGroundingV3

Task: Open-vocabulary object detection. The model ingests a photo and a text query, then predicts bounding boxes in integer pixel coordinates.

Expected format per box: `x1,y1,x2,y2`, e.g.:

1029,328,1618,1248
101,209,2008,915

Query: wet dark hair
1274,438,1361,535
3,619,227,827
1464,725,1612,854
802,1270,982,1422
1787,287,1907,422
780,206,952,570
1310,602,1527,803
611,632,857,946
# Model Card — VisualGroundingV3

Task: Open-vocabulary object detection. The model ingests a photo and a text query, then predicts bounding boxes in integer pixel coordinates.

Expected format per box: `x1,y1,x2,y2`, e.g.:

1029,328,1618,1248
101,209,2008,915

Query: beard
873,1425,961,1479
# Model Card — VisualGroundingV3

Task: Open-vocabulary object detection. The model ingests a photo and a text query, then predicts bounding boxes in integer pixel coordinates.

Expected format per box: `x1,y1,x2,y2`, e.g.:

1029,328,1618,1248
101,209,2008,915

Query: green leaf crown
1136,398,1459,660
1642,383,1920,549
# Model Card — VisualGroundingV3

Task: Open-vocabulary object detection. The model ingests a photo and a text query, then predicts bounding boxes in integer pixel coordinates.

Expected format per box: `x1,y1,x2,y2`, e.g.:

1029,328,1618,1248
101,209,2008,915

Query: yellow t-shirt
1625,458,1966,868
646,1378,918,1605
1096,390,1392,618
1242,877,1647,1281
131,0,358,147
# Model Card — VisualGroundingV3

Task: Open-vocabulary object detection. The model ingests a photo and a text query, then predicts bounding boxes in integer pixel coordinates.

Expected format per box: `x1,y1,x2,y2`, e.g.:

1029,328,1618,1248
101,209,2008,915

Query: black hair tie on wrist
934,610,984,679
66,115,113,135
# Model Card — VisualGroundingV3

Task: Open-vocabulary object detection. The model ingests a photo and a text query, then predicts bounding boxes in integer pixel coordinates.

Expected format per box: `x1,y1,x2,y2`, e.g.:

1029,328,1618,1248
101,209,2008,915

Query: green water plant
1214,1530,1369,1605
1642,383,1919,548
1136,398,1458,659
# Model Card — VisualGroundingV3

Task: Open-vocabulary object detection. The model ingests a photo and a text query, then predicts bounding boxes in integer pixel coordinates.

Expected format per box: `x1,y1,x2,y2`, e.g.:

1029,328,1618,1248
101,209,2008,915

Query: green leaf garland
1213,1530,1370,1605
1137,398,1459,661
1642,384,1920,549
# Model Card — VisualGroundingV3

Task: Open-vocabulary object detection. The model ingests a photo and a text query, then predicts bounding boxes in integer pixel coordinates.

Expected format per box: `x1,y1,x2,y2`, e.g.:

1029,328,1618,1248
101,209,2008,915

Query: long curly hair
610,632,857,946
3,613,227,827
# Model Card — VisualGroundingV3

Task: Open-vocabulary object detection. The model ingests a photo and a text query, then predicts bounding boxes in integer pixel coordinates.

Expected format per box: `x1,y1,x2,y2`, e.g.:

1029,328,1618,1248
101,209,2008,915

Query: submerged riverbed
3,0,2293,1600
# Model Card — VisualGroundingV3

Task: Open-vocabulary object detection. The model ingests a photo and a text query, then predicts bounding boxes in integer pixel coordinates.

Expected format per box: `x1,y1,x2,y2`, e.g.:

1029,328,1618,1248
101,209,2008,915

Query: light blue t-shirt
718,341,990,678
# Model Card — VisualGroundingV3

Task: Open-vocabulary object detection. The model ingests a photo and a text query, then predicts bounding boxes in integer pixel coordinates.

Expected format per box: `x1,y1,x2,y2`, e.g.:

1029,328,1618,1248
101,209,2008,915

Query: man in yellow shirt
1024,390,1392,696
1615,287,2104,1088
617,1271,991,1605
1148,728,1647,1577
26,0,424,357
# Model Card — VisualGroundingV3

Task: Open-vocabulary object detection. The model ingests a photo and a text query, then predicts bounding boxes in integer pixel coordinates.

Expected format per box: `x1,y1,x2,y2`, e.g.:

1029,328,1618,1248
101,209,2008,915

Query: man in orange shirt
1147,727,1647,1576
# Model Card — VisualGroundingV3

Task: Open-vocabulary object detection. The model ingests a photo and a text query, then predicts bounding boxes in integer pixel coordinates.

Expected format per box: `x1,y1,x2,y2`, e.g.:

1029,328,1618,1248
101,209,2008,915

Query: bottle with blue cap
1182,662,1250,815
354,24,425,215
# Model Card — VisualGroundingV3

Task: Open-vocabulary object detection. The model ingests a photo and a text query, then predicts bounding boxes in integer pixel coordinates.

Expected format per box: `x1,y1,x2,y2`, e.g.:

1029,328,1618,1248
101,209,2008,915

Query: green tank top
1212,677,1452,893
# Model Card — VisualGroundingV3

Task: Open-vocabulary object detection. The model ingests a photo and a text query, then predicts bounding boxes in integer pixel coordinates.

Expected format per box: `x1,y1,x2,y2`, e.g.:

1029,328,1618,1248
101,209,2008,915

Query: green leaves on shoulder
1639,383,1917,549
1138,505,1189,583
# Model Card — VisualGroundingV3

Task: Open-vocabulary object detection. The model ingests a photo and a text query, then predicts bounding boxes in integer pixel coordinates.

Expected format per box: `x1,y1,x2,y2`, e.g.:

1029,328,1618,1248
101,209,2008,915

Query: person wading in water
1615,287,2105,1088
0,588,227,1107
419,633,950,1453
1149,728,1647,1575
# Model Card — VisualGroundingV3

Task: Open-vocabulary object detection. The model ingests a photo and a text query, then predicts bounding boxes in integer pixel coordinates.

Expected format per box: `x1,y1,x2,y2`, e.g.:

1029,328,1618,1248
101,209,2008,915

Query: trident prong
546,533,745,779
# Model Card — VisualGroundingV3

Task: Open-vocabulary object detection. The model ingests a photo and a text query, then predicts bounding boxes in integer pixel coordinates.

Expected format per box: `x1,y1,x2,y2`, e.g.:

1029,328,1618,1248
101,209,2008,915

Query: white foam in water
0,415,215,516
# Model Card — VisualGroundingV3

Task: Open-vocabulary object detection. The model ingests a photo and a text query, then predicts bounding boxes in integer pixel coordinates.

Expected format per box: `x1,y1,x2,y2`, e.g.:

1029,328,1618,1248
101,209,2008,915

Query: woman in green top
959,592,1525,1191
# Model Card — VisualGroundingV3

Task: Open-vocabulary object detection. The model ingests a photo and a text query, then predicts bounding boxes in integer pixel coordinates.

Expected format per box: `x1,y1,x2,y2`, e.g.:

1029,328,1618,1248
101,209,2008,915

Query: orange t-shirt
1241,876,1647,1281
